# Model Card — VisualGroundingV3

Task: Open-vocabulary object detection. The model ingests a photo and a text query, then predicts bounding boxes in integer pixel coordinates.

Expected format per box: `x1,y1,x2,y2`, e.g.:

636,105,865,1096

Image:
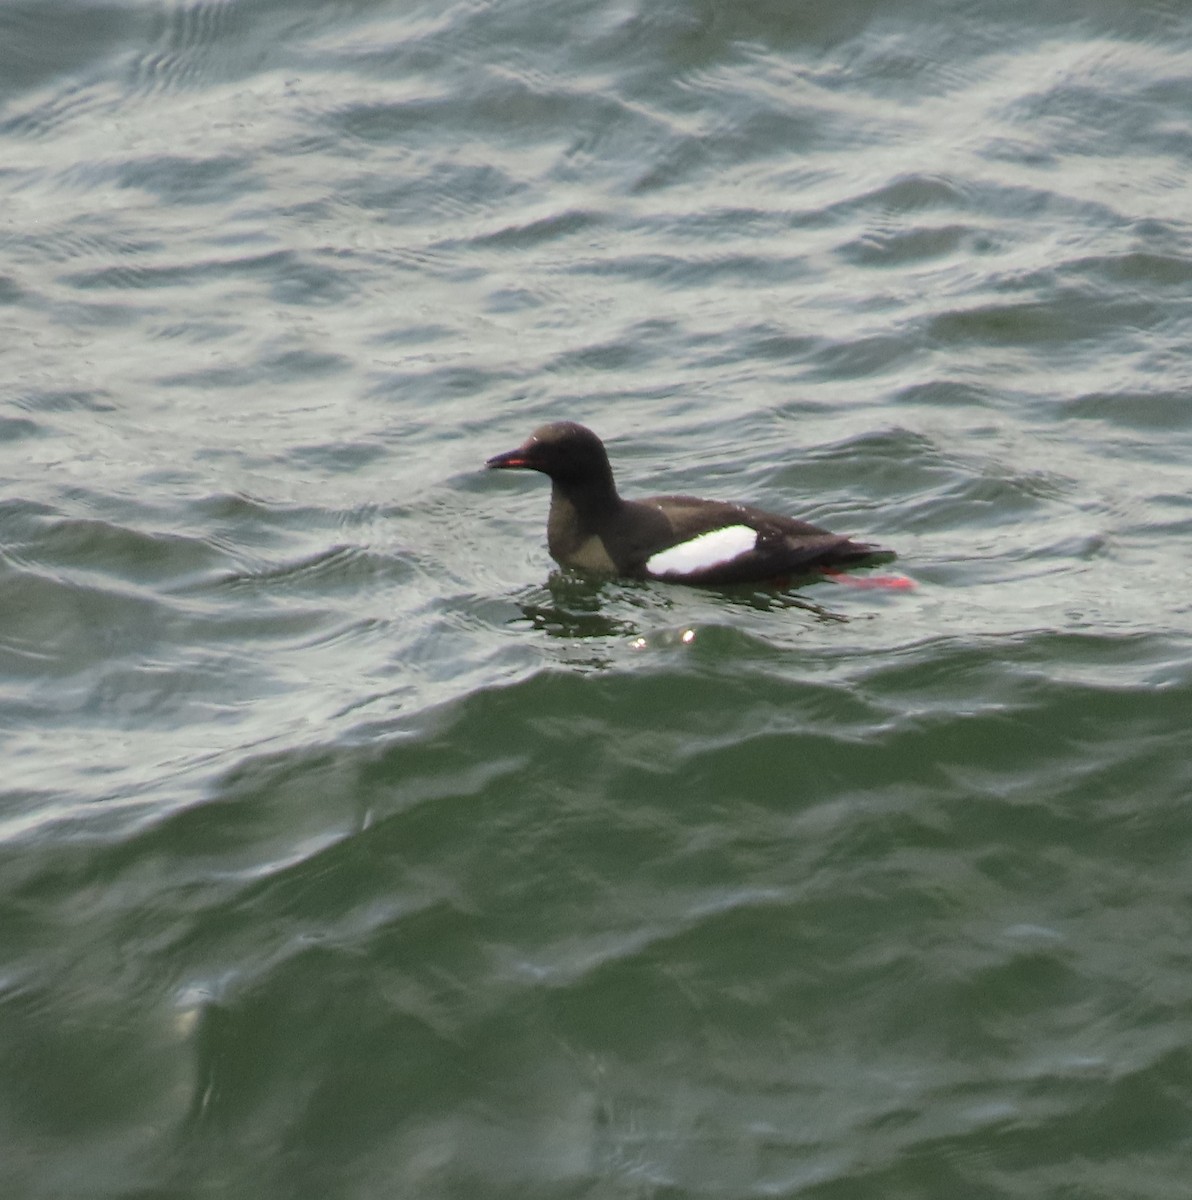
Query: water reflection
512,570,850,643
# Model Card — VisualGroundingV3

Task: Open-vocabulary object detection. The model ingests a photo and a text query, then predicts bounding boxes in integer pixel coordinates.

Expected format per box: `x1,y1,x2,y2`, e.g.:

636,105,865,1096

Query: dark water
3,1,1192,1196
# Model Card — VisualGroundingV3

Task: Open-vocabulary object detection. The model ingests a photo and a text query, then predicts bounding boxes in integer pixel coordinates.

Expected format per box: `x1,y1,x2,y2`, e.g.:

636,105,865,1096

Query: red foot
822,569,917,591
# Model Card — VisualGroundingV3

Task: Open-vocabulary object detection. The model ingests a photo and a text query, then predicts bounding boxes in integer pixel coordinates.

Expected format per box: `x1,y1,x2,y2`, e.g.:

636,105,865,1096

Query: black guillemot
486,421,895,586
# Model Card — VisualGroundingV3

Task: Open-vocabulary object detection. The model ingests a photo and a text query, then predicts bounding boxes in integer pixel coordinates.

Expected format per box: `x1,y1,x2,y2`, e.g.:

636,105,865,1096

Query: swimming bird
486,421,894,586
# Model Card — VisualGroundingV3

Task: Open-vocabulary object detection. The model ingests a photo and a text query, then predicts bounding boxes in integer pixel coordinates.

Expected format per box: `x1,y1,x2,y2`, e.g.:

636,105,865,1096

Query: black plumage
486,421,893,585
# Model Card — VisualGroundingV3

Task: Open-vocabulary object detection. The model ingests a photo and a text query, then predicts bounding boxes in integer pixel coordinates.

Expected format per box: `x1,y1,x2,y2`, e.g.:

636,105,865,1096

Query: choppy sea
3,1,1192,1196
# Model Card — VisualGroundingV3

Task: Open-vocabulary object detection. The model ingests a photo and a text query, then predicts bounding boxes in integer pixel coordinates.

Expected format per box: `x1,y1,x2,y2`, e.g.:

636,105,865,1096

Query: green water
3,1,1192,1196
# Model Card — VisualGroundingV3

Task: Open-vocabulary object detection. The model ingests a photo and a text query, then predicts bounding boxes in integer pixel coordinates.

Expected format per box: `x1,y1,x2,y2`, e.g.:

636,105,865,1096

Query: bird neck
549,467,621,528
546,469,621,567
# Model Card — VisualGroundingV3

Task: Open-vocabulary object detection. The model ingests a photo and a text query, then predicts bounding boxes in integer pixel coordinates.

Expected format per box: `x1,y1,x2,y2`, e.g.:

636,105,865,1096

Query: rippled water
3,1,1192,1196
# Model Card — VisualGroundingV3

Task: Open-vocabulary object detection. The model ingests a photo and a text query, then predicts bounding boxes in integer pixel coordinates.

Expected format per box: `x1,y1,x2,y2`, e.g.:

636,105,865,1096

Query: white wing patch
646,524,758,576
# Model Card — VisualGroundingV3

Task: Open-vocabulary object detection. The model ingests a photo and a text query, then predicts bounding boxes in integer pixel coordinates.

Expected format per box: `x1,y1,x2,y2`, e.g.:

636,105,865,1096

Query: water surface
2,1,1192,1196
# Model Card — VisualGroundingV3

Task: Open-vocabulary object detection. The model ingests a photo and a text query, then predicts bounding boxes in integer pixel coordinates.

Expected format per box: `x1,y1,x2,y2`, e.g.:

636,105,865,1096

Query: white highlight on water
646,524,757,576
